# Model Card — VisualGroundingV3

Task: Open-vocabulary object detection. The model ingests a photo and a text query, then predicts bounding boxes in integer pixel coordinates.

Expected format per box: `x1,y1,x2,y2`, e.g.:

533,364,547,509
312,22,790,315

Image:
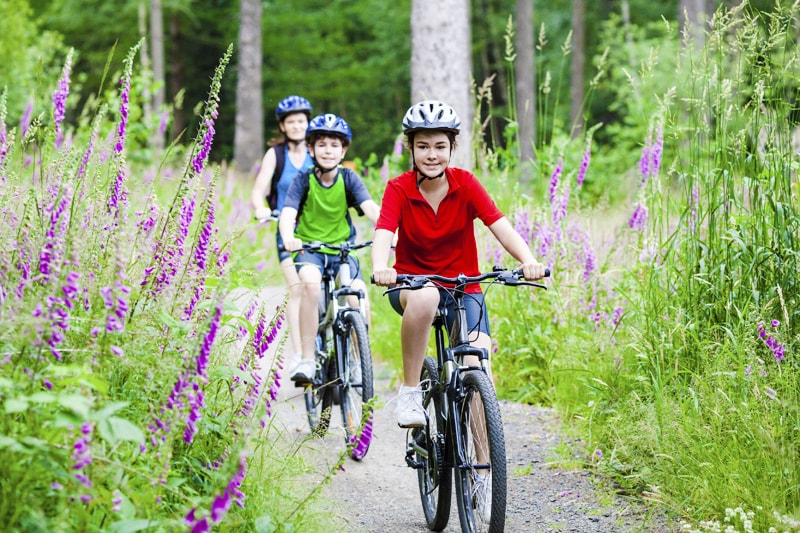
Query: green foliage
0,0,67,120
0,44,353,532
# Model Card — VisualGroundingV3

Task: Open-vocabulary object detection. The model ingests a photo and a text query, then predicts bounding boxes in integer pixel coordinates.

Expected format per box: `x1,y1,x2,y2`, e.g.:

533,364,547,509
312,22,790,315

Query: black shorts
388,288,490,336
292,250,364,282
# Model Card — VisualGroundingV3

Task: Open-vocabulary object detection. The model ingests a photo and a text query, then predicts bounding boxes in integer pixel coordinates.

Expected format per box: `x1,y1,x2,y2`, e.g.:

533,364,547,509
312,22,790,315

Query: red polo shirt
376,167,503,293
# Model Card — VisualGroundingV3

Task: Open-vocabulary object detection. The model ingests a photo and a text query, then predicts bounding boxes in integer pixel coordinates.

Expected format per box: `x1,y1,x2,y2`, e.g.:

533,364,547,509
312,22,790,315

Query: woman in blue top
251,95,314,364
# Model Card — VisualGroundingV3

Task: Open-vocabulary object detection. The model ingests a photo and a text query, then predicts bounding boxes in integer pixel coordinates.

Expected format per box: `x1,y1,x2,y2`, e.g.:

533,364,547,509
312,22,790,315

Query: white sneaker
473,473,492,522
290,359,316,382
395,385,425,428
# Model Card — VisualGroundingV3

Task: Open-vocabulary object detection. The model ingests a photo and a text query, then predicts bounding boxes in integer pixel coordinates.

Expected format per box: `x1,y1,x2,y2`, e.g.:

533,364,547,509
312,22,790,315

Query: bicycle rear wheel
416,356,451,530
304,340,334,436
453,370,507,533
339,311,374,460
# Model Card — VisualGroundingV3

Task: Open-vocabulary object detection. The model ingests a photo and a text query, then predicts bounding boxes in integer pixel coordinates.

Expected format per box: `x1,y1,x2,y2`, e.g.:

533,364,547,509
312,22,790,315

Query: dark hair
406,130,457,147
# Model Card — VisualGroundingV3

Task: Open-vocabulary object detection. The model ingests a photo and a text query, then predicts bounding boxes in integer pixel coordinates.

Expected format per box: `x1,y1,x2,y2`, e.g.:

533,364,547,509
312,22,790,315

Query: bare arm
279,207,301,252
251,148,277,219
488,217,547,280
371,228,397,286
359,199,381,226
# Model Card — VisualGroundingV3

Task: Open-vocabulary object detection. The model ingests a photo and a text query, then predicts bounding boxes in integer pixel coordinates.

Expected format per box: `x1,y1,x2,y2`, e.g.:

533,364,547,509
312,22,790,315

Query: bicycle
289,240,375,460
380,267,548,532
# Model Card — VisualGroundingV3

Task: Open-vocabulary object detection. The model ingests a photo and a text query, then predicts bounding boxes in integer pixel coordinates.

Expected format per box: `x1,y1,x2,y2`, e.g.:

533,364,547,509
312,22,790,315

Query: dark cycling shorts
293,250,364,282
388,288,490,336
276,230,291,263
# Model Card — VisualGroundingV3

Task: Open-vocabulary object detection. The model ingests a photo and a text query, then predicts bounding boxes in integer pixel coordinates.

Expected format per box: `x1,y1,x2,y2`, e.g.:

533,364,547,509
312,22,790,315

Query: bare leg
280,257,302,356
399,286,439,386
350,278,370,327
297,265,322,362
465,332,492,464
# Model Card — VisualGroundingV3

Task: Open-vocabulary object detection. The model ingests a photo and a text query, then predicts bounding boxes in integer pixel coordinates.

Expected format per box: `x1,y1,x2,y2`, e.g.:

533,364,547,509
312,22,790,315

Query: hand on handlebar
254,208,280,223
520,261,549,281
371,267,397,287
283,236,303,253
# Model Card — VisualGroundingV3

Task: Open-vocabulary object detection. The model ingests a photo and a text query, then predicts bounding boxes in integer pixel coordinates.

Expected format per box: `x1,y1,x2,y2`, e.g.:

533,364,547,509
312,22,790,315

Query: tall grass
462,2,800,530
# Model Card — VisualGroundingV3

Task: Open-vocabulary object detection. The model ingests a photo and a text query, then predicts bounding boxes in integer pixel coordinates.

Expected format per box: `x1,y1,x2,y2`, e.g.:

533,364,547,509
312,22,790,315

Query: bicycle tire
304,339,334,436
339,311,374,459
417,355,452,530
453,370,507,533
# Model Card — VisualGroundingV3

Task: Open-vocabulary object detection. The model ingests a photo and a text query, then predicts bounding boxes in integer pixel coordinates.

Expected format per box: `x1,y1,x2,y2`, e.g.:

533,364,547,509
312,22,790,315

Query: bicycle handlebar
372,267,550,291
254,209,281,223
278,240,373,254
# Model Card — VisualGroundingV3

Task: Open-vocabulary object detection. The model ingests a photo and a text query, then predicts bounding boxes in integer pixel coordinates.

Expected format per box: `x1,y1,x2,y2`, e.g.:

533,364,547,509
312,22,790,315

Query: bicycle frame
317,243,369,386
385,268,549,532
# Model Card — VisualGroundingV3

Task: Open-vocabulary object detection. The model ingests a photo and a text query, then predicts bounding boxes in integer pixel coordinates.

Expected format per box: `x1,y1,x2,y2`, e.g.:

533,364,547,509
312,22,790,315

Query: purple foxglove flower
52,50,73,148
576,143,591,187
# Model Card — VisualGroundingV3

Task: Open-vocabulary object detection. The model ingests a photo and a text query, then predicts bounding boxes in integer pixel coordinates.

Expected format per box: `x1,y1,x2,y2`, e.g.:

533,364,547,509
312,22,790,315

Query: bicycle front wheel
416,355,451,530
304,341,334,436
339,311,374,460
453,370,507,533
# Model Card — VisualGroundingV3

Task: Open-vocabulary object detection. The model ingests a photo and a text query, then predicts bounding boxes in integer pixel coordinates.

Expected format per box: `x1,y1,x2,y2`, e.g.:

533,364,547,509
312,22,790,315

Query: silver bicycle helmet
402,100,461,134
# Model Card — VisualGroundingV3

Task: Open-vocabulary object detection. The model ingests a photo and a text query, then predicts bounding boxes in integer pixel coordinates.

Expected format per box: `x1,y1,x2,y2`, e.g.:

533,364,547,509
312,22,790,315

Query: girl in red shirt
371,100,546,429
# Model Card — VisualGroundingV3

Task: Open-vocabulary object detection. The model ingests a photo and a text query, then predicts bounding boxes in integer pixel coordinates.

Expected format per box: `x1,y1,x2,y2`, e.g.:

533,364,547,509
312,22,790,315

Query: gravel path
238,287,679,532
270,364,678,533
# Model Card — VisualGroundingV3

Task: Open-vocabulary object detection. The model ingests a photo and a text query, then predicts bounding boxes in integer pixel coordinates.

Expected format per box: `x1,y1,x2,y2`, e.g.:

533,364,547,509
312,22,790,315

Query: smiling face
279,112,309,142
309,135,348,171
410,130,453,178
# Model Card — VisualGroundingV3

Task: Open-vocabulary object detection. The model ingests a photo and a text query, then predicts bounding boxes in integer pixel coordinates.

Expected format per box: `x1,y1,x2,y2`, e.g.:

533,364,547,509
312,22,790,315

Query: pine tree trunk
514,0,535,166
411,0,473,170
233,0,264,174
570,0,585,139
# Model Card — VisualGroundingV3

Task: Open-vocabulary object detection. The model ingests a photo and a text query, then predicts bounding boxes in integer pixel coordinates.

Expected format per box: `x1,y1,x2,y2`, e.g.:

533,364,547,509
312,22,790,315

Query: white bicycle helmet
402,100,461,134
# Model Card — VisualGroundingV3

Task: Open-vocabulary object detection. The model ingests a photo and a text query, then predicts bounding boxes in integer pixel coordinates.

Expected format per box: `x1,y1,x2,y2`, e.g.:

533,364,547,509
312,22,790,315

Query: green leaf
5,398,29,414
28,392,57,403
98,416,145,445
93,401,130,420
108,519,160,533
57,393,92,417
0,435,24,452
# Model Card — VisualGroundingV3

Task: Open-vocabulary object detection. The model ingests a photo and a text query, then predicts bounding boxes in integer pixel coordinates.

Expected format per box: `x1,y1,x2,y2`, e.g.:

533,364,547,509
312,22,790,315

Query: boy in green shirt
279,114,380,382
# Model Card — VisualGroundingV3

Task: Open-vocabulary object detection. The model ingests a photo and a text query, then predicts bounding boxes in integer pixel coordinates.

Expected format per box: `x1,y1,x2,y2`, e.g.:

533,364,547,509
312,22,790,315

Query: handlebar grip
544,268,550,277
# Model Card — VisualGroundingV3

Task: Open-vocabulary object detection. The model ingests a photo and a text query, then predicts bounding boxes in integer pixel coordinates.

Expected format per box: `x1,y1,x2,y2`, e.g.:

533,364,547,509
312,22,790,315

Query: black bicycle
382,267,548,532
291,241,375,460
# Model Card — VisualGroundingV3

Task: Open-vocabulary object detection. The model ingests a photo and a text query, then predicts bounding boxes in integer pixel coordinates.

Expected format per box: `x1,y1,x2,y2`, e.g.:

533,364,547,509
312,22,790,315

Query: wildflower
189,46,231,176
628,204,647,231
158,109,169,136
651,121,663,179
349,415,373,460
52,49,73,148
576,142,591,187
764,387,778,400
72,422,94,487
756,321,785,363
20,99,33,139
548,157,563,205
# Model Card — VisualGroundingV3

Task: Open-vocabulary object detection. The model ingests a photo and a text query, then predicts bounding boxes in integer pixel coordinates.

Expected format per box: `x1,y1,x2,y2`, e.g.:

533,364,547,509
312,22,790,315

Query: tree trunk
570,0,585,139
169,13,184,142
150,0,165,151
138,1,153,131
233,0,263,175
514,0,535,165
411,0,473,170
679,0,706,49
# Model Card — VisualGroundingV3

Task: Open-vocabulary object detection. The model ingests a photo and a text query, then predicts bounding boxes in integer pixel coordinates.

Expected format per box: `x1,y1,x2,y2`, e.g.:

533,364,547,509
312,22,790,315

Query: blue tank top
276,145,313,210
